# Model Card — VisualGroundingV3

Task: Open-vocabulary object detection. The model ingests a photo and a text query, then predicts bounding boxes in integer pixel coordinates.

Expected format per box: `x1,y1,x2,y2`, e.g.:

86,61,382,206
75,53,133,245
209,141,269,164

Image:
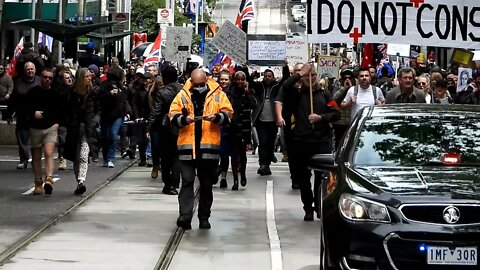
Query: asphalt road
0,146,135,256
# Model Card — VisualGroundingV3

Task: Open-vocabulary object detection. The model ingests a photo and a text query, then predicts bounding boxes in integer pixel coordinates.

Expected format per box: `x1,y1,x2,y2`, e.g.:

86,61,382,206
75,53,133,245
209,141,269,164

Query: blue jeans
101,118,123,163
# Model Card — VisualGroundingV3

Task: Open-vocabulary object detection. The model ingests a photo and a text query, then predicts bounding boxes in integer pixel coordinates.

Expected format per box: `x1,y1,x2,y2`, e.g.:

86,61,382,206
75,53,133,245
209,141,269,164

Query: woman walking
63,68,97,195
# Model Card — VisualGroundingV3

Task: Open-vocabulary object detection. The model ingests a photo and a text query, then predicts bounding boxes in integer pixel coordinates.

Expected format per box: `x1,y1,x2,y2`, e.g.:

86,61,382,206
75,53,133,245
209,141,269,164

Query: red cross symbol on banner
349,28,363,44
410,0,425,8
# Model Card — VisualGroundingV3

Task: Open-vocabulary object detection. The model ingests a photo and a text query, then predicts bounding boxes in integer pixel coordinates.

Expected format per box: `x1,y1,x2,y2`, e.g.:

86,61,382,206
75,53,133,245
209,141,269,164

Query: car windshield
354,116,480,166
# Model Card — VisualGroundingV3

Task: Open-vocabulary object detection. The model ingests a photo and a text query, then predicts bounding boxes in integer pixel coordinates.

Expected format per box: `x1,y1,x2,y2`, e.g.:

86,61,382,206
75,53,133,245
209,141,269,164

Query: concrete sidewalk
0,166,179,270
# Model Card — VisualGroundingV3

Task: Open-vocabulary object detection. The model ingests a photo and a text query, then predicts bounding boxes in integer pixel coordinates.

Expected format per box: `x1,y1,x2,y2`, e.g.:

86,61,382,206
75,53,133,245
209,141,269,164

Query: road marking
22,177,60,195
266,181,283,270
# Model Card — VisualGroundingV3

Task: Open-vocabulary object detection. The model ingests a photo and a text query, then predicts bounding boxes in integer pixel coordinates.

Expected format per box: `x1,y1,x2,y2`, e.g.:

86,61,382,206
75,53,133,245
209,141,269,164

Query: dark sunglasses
42,76,53,80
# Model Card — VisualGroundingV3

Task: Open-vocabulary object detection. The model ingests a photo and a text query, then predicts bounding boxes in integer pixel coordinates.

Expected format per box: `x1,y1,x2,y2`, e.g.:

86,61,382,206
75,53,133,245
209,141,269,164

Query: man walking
26,68,61,195
6,62,41,169
385,67,425,104
169,68,233,230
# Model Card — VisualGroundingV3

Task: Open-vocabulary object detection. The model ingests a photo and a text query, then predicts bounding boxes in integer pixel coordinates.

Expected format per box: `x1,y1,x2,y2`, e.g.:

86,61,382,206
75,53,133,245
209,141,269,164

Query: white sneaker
58,158,67,170
107,161,114,168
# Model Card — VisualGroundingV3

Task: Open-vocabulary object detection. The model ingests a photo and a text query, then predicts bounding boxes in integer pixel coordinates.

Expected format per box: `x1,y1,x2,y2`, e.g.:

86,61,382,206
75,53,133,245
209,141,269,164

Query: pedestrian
169,68,233,230
433,79,454,104
99,67,131,168
341,66,384,120
251,69,279,176
416,74,432,103
56,69,75,171
0,63,14,118
277,63,340,221
26,68,61,196
385,67,425,104
332,68,354,149
15,42,44,77
63,68,97,195
6,62,41,169
146,64,182,194
217,70,232,187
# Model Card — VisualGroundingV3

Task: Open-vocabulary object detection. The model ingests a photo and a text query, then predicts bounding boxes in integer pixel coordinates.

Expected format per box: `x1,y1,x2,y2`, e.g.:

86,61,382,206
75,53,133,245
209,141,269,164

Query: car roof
368,104,480,118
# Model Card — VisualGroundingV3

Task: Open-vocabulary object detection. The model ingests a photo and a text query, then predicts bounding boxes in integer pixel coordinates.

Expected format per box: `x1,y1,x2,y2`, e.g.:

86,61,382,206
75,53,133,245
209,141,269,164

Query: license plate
427,246,477,265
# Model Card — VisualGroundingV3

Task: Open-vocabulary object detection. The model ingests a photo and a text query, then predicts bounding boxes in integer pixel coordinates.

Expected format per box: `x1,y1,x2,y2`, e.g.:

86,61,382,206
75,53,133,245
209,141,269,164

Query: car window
353,116,480,166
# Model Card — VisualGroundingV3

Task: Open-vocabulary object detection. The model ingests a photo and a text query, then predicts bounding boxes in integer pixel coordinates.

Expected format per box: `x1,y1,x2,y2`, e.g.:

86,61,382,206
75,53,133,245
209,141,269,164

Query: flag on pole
190,0,197,14
7,37,24,77
360,43,374,68
38,32,54,53
143,32,162,68
235,0,255,28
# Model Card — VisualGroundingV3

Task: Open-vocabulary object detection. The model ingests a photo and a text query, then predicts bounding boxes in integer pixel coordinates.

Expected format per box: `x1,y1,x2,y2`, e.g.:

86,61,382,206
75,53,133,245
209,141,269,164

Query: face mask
193,85,208,94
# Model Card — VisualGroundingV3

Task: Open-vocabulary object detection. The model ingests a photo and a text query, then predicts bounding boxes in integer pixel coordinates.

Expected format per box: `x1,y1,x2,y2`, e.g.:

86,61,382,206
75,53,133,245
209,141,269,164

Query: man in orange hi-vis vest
169,68,233,230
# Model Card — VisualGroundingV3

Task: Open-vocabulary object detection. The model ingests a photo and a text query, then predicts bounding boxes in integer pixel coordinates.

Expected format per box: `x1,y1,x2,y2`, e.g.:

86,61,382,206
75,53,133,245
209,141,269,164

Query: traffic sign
112,12,129,32
157,8,174,25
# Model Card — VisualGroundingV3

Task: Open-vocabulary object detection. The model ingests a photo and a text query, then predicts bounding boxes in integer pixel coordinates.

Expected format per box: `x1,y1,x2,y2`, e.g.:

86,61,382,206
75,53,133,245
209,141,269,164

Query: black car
310,104,480,270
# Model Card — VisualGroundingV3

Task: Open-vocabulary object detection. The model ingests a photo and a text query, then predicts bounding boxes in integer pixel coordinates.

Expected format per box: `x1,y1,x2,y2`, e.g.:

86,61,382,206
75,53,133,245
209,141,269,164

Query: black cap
340,69,354,77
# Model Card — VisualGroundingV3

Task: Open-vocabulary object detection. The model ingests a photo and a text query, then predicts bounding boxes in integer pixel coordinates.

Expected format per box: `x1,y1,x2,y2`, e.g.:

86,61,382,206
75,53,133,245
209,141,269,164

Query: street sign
157,8,174,25
112,12,129,32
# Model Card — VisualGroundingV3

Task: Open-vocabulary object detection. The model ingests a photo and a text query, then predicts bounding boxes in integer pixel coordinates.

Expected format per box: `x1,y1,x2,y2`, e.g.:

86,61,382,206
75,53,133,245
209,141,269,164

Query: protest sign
247,35,286,65
307,0,480,49
457,67,472,92
211,20,247,64
286,36,308,65
451,48,474,67
317,56,341,79
164,26,193,63
387,43,410,57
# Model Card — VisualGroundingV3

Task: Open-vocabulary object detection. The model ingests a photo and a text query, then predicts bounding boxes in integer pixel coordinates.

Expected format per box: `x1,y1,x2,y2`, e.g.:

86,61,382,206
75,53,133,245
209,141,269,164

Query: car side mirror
309,154,337,171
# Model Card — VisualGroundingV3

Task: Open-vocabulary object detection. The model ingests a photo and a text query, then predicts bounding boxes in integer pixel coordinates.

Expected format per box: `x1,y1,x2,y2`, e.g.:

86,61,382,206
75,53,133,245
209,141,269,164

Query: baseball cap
321,73,335,79
340,69,354,77
136,67,145,74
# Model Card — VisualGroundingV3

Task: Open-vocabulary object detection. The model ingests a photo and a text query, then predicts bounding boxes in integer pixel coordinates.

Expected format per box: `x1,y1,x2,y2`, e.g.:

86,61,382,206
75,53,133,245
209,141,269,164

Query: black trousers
283,124,298,185
333,124,349,150
159,130,180,188
230,137,247,181
290,140,331,212
256,121,277,166
178,159,218,219
16,126,30,163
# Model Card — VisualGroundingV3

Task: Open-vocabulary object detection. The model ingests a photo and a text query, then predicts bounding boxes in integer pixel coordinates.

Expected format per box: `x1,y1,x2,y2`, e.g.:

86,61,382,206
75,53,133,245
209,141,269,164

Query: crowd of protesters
2,40,480,229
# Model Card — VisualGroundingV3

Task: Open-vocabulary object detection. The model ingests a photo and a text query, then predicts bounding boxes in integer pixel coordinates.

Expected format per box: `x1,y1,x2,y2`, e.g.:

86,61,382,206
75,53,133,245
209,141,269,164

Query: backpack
353,85,378,103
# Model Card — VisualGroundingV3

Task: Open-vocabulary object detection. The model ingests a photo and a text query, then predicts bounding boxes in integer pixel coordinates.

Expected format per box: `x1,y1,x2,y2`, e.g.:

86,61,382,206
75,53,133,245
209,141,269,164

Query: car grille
400,204,480,225
384,233,480,270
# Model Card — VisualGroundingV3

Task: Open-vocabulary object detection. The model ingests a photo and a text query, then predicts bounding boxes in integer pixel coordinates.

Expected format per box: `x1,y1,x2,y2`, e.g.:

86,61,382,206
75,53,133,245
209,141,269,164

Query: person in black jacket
277,64,340,221
99,67,131,168
146,65,182,195
26,68,61,196
55,70,75,171
224,71,257,190
63,68,97,195
15,42,44,77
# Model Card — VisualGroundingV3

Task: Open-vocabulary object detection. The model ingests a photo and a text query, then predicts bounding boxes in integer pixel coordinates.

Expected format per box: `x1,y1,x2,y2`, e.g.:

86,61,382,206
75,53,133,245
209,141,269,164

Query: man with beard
277,64,340,221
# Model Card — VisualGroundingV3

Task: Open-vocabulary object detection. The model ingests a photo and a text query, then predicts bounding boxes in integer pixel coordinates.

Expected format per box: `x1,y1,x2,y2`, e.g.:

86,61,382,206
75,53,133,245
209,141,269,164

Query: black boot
232,179,239,191
240,175,247,187
219,178,227,188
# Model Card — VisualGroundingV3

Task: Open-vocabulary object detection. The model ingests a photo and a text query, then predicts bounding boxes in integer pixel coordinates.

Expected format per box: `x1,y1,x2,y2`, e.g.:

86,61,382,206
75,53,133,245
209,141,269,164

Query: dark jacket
464,91,480,105
147,82,182,131
251,81,280,125
279,73,341,143
26,85,62,129
63,89,97,161
131,84,150,120
385,86,426,104
225,85,257,144
98,80,131,123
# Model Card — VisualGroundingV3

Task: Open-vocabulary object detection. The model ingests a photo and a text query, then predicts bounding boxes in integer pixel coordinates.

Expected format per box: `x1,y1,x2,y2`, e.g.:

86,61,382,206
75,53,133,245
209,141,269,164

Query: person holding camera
332,69,355,149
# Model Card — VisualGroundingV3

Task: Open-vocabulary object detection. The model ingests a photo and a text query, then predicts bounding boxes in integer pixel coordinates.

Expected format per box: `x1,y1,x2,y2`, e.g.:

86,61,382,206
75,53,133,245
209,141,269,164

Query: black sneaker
199,219,211,229
219,178,227,188
74,182,86,195
257,165,267,176
265,165,272,175
138,160,147,166
304,210,314,221
162,187,178,195
177,215,192,230
291,182,300,190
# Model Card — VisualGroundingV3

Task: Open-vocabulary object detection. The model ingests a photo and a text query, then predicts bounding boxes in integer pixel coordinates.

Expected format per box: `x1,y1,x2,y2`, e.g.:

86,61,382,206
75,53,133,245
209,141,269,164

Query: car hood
352,166,480,199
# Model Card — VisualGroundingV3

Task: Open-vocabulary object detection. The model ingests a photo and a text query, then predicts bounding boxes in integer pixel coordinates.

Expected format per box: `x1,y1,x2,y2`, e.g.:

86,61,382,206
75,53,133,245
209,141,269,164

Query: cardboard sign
457,67,472,92
387,43,410,57
451,48,474,67
286,37,308,65
164,26,193,63
307,0,480,49
211,20,247,64
317,56,341,79
247,35,286,65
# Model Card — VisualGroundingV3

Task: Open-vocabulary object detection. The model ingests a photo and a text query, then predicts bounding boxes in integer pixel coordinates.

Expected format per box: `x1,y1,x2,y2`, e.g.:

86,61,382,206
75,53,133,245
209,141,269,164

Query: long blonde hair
75,68,92,96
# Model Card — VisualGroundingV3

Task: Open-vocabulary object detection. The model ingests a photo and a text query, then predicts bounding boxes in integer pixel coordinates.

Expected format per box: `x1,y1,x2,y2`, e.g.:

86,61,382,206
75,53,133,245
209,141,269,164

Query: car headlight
339,193,391,223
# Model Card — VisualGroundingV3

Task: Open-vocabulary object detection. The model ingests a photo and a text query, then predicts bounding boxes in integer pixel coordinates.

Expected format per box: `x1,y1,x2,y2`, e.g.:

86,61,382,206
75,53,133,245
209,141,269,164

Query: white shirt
343,85,385,120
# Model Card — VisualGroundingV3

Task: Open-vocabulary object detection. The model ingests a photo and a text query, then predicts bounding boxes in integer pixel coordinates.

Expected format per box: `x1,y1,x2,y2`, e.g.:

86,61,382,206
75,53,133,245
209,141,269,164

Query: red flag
7,37,24,77
361,43,374,68
143,32,161,68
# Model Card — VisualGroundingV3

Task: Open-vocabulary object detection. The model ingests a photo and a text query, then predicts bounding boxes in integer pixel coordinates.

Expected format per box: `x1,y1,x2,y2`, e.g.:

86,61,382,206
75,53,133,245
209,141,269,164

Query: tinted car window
354,116,480,166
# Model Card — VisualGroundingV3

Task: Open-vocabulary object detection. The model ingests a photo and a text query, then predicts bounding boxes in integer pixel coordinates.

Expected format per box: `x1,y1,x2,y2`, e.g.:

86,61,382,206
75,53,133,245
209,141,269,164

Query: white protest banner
307,0,480,49
387,43,411,57
164,26,193,63
457,67,472,92
211,20,247,64
247,35,286,65
317,56,341,79
286,37,308,65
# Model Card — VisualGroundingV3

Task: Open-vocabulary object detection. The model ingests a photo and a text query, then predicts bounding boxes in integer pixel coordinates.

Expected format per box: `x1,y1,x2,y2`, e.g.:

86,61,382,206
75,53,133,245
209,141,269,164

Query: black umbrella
131,42,152,58
12,19,121,42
